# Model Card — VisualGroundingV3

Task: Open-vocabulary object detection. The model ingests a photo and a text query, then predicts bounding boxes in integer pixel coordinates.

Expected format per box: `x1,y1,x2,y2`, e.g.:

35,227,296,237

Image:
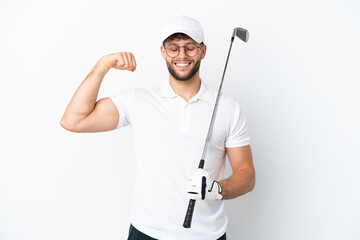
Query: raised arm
60,52,136,133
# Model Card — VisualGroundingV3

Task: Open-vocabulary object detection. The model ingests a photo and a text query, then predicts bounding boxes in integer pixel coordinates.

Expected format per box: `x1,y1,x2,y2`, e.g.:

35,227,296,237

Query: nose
178,46,187,58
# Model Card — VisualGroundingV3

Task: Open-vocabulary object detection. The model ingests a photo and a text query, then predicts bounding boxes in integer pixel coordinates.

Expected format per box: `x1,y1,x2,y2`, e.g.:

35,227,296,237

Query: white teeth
176,63,189,67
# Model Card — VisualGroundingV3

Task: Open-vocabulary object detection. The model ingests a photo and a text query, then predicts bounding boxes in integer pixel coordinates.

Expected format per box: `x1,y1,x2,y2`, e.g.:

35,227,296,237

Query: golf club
183,27,249,229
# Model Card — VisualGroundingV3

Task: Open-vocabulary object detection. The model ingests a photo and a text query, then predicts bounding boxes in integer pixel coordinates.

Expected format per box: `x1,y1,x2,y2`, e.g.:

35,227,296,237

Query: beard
166,58,201,81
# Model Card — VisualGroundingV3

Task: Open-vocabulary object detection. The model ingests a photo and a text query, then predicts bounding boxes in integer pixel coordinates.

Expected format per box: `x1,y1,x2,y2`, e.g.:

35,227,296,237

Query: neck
168,72,201,102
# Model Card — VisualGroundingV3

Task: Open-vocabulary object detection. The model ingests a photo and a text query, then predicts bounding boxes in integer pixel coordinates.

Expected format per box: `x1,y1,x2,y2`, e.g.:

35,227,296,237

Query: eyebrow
166,42,197,46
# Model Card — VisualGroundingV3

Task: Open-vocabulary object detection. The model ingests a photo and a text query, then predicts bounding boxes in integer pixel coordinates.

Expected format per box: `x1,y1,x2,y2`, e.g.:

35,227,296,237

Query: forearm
61,60,109,128
219,169,255,200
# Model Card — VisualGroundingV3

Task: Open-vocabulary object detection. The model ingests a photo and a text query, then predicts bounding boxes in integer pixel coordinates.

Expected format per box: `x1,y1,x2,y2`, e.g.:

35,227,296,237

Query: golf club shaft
201,37,235,161
183,37,235,229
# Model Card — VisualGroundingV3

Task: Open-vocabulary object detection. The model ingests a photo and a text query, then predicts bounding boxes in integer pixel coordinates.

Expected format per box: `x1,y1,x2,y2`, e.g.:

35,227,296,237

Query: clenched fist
98,52,137,72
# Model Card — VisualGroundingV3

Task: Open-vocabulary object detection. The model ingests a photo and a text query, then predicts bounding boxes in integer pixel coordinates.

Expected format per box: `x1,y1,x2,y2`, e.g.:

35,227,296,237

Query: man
60,15,255,240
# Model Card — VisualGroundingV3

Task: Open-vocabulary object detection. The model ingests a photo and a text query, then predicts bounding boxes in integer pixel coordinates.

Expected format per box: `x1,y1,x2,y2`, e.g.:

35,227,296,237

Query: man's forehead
166,38,197,45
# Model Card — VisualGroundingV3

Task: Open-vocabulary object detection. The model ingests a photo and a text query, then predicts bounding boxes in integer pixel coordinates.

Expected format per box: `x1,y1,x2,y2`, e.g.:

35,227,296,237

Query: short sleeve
109,89,135,129
225,101,250,148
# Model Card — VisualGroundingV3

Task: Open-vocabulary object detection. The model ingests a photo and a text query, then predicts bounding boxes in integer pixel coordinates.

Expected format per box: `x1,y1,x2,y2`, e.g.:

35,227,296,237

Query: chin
173,74,193,81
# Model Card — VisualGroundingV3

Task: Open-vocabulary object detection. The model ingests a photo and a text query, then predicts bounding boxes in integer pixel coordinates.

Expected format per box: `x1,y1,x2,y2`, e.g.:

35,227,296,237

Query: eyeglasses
164,43,203,58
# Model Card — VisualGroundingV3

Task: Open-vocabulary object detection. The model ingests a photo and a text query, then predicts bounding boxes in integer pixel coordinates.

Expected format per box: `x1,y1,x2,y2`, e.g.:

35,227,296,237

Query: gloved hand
186,169,223,200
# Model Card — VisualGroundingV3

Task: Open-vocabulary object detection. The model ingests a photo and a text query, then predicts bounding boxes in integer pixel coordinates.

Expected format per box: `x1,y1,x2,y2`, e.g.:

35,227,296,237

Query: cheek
166,57,173,65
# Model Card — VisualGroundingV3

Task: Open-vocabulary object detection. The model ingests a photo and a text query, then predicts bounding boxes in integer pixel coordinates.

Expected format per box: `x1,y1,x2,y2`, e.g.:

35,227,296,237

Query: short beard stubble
166,59,201,81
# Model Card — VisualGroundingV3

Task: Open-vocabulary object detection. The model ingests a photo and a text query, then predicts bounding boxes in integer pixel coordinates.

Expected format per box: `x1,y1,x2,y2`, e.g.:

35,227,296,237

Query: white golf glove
187,169,223,200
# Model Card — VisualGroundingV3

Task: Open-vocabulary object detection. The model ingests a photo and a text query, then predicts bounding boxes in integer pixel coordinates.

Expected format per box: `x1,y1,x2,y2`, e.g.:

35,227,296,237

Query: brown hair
162,33,192,46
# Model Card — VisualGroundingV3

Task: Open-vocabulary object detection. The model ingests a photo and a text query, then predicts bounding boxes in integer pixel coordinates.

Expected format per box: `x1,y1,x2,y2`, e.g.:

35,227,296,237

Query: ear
200,44,207,60
160,45,166,60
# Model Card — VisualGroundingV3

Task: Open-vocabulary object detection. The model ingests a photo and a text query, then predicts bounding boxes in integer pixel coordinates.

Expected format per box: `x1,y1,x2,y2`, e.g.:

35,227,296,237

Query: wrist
94,57,111,75
218,179,227,199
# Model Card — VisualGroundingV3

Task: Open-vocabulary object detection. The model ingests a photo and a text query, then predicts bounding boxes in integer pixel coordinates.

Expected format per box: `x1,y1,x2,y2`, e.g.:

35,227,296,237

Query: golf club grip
183,199,196,228
183,159,204,228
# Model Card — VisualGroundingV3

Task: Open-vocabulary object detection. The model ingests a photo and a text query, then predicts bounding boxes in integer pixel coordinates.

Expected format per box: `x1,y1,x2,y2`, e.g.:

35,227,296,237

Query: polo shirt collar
159,79,212,102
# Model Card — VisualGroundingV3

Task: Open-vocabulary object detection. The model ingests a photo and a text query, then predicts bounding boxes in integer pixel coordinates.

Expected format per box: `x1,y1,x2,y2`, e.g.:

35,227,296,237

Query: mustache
171,58,194,63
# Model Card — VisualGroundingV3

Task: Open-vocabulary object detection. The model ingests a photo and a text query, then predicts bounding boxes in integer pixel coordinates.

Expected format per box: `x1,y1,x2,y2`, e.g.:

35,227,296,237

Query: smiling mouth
174,62,192,70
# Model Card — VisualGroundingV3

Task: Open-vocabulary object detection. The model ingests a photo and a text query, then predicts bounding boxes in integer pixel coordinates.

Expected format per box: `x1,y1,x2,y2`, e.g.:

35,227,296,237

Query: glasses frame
164,42,204,58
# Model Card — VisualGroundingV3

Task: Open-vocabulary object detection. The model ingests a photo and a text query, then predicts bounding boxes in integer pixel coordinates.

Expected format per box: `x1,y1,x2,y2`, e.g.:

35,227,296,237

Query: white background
1,0,359,239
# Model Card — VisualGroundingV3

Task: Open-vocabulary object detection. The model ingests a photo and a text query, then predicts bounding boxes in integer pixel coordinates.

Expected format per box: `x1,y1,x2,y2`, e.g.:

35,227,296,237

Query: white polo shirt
109,79,250,240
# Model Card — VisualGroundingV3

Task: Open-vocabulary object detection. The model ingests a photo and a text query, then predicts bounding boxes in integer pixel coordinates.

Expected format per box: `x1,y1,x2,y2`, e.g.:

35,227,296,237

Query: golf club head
232,27,249,42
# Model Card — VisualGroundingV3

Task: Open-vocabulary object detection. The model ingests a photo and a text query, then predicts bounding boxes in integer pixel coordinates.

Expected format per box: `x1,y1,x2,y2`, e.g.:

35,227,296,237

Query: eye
167,45,179,52
185,44,197,51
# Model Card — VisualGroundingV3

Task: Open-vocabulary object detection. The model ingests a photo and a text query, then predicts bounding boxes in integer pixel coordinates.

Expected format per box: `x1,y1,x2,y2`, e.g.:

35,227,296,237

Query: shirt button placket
179,102,190,135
